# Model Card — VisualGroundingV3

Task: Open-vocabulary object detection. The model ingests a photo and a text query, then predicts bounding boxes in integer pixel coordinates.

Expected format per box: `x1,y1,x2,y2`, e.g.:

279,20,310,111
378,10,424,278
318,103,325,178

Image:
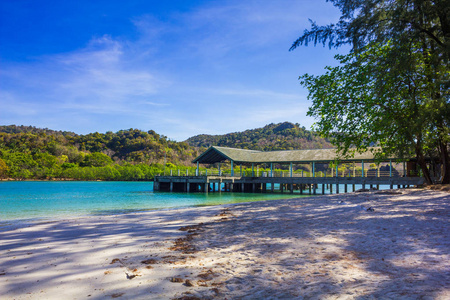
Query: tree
291,0,450,183
0,158,8,178
301,42,445,184
290,0,449,62
34,152,59,169
81,152,113,167
3,152,37,179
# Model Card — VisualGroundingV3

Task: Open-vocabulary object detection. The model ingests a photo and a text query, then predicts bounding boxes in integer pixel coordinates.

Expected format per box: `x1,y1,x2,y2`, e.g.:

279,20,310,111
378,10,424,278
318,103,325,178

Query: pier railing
160,169,416,178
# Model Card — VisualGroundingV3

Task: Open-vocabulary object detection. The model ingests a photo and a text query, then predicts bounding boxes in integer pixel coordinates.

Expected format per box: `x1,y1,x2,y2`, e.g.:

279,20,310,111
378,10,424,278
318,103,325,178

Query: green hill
185,122,333,151
0,125,200,180
0,125,198,165
0,123,332,180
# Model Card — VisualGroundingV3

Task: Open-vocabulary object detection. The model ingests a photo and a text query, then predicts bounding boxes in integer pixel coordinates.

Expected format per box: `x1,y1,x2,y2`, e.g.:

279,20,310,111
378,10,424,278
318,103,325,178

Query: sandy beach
1,188,449,299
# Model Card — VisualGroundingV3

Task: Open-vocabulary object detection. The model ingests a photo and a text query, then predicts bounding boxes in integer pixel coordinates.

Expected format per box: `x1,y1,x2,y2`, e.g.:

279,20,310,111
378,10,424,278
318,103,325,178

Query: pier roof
192,146,391,165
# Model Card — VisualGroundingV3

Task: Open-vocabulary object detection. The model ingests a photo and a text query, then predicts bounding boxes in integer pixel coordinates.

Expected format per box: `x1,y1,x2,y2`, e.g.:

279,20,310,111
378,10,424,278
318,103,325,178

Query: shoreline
1,188,449,299
0,181,308,224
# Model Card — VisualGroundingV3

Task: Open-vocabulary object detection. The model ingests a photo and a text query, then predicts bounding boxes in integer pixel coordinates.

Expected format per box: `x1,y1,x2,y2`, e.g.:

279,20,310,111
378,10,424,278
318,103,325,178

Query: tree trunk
416,141,433,185
438,138,450,184
436,1,450,61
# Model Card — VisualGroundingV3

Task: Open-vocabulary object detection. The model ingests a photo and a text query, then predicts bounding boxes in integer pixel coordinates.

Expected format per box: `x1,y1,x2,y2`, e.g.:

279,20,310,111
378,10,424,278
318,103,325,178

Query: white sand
0,188,449,299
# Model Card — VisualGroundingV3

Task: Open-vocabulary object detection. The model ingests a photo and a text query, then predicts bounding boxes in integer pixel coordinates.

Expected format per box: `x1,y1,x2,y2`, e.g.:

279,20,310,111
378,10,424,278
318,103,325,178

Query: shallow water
0,181,304,223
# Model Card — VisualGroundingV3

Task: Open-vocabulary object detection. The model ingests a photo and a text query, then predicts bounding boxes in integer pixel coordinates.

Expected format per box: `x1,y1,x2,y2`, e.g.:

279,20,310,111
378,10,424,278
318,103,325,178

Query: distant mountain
185,122,333,151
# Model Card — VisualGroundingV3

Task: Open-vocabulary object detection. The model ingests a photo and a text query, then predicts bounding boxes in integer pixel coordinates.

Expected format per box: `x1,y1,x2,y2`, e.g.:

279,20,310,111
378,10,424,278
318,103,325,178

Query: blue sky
0,0,348,141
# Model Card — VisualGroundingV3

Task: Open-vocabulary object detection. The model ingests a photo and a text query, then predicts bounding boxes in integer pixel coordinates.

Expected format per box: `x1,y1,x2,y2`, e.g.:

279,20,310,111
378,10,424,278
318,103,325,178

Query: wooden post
270,163,273,177
322,184,325,195
290,162,293,177
362,160,364,178
271,182,274,193
312,162,315,177
196,162,199,176
231,160,234,176
252,163,254,177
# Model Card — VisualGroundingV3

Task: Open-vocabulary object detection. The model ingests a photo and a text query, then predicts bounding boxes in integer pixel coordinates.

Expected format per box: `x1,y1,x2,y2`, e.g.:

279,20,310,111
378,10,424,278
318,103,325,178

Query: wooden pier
154,146,429,194
153,175,425,194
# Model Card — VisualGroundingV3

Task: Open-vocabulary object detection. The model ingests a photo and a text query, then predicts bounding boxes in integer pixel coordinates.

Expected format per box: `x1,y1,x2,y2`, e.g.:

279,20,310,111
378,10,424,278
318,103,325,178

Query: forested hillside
186,122,333,150
0,125,200,180
0,125,199,163
0,123,332,180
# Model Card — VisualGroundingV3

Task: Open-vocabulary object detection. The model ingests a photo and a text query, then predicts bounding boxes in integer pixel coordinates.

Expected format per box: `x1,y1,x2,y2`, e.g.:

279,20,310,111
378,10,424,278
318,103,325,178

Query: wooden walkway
153,175,425,194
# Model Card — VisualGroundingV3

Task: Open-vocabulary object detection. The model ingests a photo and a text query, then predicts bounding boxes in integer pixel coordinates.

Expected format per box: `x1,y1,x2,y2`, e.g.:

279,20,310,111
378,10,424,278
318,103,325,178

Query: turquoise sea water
0,181,304,223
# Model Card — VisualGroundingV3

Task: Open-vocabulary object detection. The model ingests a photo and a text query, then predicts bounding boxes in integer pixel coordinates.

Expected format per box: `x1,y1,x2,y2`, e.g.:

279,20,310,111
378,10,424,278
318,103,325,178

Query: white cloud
1,35,170,117
203,87,302,100
0,91,39,117
55,36,168,109
163,0,341,60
